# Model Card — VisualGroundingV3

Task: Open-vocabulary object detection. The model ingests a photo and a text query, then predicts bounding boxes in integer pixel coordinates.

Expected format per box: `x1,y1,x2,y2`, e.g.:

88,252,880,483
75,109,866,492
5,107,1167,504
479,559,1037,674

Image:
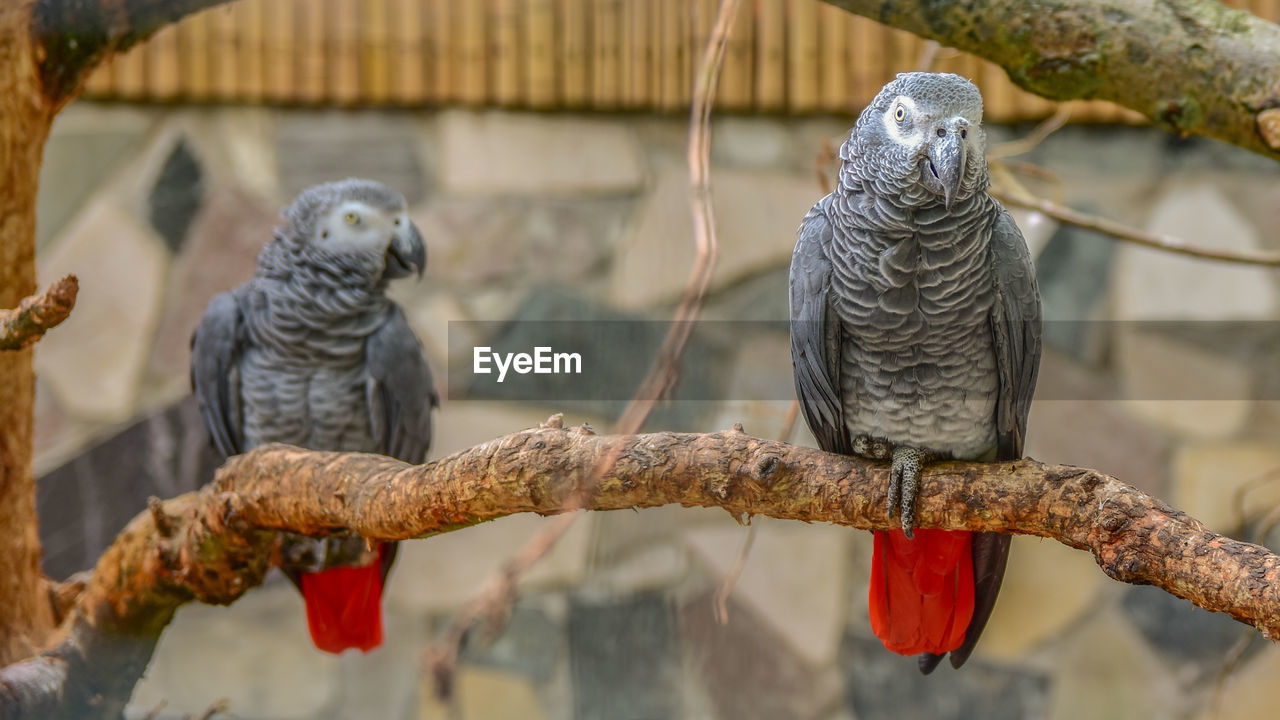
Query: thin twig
992,189,1280,267
423,0,742,701
0,275,78,351
186,698,230,720
987,105,1073,160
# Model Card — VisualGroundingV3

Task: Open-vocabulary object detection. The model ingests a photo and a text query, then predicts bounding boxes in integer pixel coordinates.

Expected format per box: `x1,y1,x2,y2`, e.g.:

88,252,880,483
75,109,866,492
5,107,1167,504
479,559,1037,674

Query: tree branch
991,186,1280,267
30,0,235,105
0,275,77,351
4,423,1278,715
820,0,1280,161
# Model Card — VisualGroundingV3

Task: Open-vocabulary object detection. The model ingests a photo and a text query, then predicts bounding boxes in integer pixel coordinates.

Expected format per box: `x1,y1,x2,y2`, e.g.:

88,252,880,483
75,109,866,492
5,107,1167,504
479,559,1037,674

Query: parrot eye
894,105,907,123
343,211,360,226
394,218,401,226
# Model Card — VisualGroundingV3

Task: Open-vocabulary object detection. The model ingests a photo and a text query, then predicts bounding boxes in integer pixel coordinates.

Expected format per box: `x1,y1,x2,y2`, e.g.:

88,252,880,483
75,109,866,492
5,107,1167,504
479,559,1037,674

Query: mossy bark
822,0,1280,159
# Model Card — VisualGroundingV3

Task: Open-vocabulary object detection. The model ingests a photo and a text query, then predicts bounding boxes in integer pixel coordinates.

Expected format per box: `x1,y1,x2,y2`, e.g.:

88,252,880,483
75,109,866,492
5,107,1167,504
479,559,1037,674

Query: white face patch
882,96,923,148
317,200,398,254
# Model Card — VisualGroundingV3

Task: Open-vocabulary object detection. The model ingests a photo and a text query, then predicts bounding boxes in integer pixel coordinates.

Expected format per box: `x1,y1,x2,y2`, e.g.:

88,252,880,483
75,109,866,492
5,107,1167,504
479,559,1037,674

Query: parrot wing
190,289,247,458
365,303,438,465
944,205,1043,670
789,198,853,456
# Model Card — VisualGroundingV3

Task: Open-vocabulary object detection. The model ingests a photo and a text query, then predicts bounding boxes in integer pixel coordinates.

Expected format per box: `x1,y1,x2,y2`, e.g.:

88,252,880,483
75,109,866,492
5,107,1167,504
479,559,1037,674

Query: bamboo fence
80,0,1280,121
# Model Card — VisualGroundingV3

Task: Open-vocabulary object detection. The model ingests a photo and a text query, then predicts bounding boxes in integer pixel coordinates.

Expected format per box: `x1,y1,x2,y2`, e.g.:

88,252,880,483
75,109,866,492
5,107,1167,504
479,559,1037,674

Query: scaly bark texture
0,0,56,668
0,275,78,351
0,0,236,668
4,422,1279,717
820,0,1280,160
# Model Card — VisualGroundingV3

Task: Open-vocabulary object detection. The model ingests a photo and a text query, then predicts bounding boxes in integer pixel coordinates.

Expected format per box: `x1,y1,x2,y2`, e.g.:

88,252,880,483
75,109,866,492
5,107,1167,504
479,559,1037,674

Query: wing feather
789,198,852,455
365,304,437,464
190,290,247,458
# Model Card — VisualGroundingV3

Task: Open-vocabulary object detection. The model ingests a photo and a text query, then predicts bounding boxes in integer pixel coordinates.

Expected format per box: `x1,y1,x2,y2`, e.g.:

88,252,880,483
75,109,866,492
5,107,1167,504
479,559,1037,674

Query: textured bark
0,0,240,671
4,422,1280,716
0,275,78,351
0,0,57,669
820,0,1280,160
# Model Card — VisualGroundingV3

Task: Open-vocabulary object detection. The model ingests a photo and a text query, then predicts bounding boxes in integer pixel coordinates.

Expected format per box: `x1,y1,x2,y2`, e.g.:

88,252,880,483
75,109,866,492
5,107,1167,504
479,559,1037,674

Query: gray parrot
191,178,437,653
789,73,1041,673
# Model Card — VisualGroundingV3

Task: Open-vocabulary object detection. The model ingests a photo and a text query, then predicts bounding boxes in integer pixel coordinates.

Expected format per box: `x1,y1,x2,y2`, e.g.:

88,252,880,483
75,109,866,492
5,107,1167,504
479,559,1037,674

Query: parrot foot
887,445,944,539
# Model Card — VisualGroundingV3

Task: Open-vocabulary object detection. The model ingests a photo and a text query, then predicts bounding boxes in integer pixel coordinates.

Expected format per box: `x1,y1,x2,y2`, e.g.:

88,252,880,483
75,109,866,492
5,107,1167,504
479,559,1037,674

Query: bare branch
992,188,1280,267
31,0,236,105
5,425,1280,716
0,275,76,351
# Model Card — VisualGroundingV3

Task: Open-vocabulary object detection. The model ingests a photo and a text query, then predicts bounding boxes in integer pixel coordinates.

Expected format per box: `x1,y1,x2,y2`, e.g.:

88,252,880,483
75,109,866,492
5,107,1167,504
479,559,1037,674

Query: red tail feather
868,528,975,656
299,545,387,654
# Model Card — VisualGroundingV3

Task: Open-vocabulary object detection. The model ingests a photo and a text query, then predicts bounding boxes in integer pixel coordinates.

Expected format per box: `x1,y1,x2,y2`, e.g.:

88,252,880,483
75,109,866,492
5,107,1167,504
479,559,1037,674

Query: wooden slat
427,0,455,103
113,45,148,99
492,0,521,105
392,0,427,104
263,0,295,103
523,0,557,107
209,4,237,99
559,0,589,106
361,0,393,104
82,62,114,97
716,0,754,110
755,0,786,111
787,0,819,112
620,0,648,108
178,7,210,100
236,0,265,101
329,0,360,104
691,0,715,103
145,23,181,100
818,2,846,113
848,15,878,102
294,0,324,103
647,0,665,106
457,0,487,104
592,0,621,107
659,0,688,109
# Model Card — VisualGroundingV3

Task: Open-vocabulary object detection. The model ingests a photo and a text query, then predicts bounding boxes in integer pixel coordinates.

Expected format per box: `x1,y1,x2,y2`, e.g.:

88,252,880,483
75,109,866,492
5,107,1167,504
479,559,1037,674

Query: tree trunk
0,0,56,667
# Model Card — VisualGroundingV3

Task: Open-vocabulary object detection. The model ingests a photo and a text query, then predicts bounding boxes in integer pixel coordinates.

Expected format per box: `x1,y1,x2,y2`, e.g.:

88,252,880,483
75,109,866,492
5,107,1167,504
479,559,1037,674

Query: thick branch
30,0,235,105
820,0,1280,160
0,275,77,351
3,423,1278,715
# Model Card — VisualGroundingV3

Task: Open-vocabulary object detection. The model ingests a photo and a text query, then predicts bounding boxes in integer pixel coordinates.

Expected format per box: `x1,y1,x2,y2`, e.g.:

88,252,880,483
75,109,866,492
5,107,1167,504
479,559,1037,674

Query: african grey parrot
191,178,437,653
789,73,1041,673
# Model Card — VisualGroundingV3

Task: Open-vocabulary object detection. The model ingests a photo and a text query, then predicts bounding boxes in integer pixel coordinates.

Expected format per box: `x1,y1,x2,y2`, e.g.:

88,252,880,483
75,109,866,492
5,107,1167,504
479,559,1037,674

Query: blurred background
30,1,1280,718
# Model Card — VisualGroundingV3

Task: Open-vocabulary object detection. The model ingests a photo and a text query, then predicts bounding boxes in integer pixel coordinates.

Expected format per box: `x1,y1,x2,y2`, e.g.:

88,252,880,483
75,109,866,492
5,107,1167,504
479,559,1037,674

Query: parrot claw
889,445,942,538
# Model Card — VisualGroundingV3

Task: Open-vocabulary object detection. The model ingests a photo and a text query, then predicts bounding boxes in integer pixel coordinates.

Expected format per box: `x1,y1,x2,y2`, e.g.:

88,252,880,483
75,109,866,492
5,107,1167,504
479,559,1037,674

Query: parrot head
281,178,426,282
845,72,987,210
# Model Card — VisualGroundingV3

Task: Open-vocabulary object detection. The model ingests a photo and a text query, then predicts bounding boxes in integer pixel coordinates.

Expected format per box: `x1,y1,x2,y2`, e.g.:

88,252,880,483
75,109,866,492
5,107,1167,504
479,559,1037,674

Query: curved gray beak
385,222,426,280
927,123,968,210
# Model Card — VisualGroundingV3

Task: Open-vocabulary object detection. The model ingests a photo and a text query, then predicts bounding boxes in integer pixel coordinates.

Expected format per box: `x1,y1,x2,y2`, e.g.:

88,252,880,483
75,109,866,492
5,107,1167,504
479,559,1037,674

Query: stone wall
30,102,1280,720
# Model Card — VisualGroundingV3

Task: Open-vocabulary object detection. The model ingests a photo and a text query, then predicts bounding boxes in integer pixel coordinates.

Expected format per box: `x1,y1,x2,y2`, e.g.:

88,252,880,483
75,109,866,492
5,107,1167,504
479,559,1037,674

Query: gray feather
365,305,438,464
191,289,247,457
789,198,851,455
